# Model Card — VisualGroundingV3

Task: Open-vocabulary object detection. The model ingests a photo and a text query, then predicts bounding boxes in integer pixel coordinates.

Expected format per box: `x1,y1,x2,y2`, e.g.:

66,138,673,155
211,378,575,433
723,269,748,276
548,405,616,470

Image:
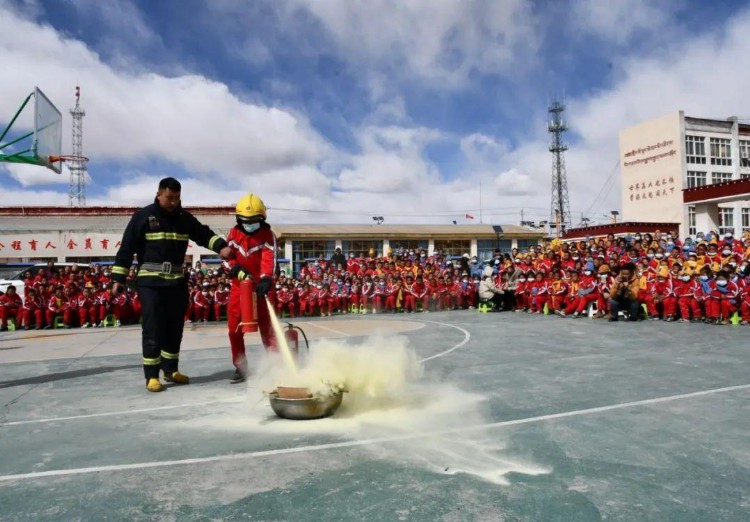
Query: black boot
229,368,246,384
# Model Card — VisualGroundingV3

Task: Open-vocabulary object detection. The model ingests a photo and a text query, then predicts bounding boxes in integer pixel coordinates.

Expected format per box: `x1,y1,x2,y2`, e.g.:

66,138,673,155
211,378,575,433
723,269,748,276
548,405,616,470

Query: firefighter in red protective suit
223,193,278,384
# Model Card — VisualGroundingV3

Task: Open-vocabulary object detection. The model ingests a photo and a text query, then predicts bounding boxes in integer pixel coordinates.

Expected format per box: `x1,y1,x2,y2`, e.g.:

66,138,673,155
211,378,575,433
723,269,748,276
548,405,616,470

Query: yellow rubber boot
164,371,189,385
146,378,164,392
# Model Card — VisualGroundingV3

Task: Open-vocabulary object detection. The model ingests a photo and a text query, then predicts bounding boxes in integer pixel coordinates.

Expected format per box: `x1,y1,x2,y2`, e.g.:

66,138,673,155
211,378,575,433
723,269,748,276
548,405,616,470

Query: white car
0,263,80,303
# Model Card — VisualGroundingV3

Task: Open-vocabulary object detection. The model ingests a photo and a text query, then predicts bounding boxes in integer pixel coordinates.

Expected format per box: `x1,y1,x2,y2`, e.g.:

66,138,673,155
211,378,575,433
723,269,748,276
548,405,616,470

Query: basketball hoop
49,154,89,165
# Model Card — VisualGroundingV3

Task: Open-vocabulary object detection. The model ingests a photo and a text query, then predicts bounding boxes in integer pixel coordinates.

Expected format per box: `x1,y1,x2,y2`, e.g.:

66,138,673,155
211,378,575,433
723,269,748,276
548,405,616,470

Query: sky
0,0,748,226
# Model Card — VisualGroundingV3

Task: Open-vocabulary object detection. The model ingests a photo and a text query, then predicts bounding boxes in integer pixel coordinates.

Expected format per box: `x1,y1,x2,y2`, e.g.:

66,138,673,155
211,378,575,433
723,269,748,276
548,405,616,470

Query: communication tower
548,100,571,232
68,86,87,207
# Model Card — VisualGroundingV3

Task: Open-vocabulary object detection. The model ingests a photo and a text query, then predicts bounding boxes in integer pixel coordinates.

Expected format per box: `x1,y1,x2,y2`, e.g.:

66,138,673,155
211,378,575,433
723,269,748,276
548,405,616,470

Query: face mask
202,291,208,296
729,261,737,267
655,254,664,259
275,284,281,289
584,271,592,276
646,254,654,259
462,279,468,283
680,276,690,282
242,222,261,233
717,280,728,287
519,278,526,283
600,275,608,280
635,236,641,241
572,256,580,261
722,250,731,256
699,275,709,281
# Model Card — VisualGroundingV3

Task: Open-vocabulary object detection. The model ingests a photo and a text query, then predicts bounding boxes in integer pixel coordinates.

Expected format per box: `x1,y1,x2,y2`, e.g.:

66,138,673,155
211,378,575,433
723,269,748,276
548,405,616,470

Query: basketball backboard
0,87,63,174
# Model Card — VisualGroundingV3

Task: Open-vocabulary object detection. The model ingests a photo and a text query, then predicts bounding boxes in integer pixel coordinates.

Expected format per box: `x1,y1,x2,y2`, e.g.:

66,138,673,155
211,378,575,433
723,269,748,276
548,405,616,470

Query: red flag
465,213,474,220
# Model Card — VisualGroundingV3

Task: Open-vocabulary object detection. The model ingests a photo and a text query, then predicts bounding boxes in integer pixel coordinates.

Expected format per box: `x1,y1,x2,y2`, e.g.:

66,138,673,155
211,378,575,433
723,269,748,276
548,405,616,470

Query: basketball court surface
1,311,749,521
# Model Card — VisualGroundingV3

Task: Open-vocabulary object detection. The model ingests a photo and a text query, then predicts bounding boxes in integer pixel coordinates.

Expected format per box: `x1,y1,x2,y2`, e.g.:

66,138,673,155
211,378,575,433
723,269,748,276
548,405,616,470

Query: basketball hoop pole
0,92,34,147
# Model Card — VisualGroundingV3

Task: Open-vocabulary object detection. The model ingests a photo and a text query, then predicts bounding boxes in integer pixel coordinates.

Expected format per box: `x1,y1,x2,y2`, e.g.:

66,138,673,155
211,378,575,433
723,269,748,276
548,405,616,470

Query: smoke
187,335,549,485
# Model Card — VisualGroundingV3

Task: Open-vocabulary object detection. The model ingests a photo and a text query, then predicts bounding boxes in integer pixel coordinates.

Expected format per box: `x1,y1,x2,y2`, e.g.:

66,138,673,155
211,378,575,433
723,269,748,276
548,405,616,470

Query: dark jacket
111,200,227,286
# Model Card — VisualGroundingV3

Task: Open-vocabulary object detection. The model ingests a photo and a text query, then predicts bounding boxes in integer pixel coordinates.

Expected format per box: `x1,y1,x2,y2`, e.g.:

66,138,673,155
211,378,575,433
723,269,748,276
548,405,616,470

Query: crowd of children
0,264,141,331
1,228,749,330
486,230,750,325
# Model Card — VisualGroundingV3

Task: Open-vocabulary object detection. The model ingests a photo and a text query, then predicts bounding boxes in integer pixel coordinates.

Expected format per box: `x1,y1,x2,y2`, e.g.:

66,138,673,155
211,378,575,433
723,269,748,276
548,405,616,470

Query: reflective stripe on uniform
111,266,129,276
160,350,179,360
137,270,185,280
144,232,190,241
143,356,161,366
208,235,221,250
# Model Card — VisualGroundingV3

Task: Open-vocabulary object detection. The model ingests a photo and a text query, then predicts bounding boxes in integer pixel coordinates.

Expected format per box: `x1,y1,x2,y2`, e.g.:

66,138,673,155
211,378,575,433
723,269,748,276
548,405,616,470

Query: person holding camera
609,262,641,322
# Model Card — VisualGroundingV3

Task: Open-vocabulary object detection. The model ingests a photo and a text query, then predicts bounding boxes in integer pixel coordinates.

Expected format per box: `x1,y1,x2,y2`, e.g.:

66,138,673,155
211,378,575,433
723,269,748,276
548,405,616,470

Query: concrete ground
1,311,749,521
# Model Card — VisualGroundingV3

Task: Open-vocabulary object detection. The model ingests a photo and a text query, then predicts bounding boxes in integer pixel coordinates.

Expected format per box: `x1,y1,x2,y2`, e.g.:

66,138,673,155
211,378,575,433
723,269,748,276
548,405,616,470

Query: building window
718,208,734,236
433,240,471,258
292,240,335,275
688,205,696,237
709,137,732,166
389,240,428,256
516,239,540,251
743,208,750,232
740,140,750,168
341,240,383,260
685,135,706,164
686,171,707,188
742,172,750,180
711,171,733,184
476,239,512,261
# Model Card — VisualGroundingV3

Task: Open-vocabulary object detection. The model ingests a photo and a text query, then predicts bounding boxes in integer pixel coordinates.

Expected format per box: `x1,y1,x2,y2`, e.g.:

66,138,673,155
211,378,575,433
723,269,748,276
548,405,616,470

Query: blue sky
1,0,748,224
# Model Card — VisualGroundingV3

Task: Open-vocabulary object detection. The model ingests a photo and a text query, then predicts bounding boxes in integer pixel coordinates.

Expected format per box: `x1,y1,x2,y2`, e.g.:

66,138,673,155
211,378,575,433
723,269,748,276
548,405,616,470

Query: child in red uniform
0,285,22,331
193,284,213,322
514,274,528,311
294,283,307,316
674,270,701,322
45,286,68,328
22,288,44,329
77,286,96,328
563,265,598,317
710,270,740,325
529,272,549,314
460,275,477,309
548,271,568,314
595,266,613,318
651,267,677,321
213,283,229,321
276,283,296,318
740,280,750,325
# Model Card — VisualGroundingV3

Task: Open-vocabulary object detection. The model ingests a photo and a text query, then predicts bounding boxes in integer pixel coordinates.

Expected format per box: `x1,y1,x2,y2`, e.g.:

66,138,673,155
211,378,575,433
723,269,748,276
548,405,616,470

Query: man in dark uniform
111,177,231,392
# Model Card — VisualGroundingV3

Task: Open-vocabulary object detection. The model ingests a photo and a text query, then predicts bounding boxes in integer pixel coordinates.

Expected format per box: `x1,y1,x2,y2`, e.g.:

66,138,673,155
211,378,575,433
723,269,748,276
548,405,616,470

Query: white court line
2,381,748,482
1,319,467,427
302,321,352,336
413,320,471,363
1,398,243,427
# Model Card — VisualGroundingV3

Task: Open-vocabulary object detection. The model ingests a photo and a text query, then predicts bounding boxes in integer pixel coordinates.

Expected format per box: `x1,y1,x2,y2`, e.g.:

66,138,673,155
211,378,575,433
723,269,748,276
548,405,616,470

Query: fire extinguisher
284,322,309,359
238,278,258,333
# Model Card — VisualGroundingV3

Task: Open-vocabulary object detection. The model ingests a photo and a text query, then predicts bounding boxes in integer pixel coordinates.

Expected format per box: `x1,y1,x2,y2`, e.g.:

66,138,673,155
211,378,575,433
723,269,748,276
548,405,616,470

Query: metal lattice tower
68,86,87,207
548,100,571,232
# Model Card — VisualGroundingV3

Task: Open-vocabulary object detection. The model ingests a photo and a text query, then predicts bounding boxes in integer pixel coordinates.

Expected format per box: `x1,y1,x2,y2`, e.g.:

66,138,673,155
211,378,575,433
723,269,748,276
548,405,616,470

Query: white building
0,207,545,273
619,111,750,237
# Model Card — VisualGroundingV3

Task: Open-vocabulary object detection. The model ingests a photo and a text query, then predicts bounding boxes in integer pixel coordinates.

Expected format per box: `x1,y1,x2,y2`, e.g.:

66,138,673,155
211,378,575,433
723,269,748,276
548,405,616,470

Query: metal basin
269,391,344,420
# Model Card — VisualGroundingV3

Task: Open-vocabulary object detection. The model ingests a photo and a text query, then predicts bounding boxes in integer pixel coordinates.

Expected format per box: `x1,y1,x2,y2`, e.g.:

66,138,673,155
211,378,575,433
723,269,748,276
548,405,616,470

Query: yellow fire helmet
235,193,267,221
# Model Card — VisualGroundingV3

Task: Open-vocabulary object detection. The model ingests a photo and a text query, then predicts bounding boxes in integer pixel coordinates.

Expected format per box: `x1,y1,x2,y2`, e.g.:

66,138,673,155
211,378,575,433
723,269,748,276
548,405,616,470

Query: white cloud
2,162,92,187
0,5,328,184
493,168,535,196
571,0,673,44
294,0,539,90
